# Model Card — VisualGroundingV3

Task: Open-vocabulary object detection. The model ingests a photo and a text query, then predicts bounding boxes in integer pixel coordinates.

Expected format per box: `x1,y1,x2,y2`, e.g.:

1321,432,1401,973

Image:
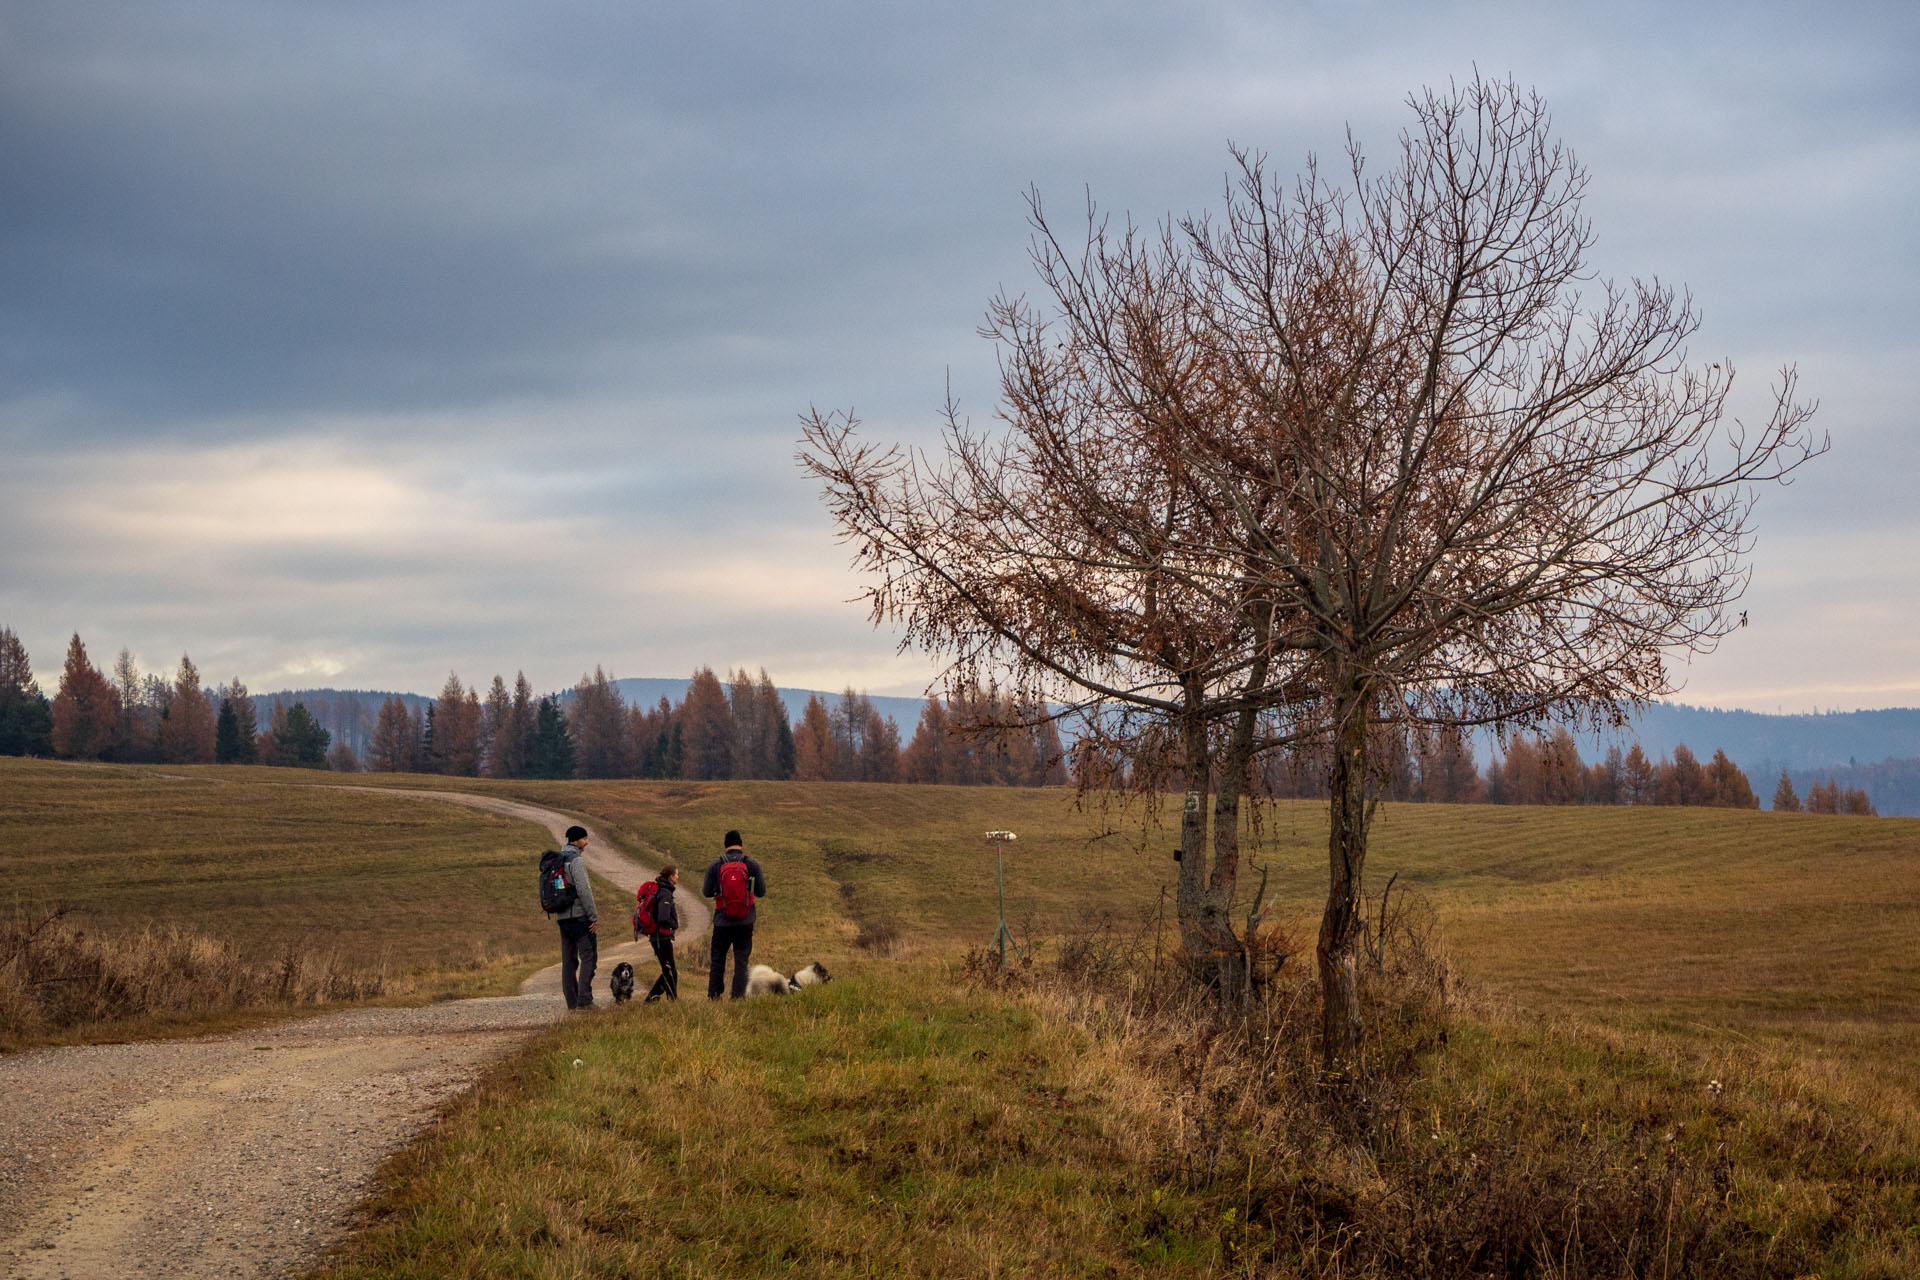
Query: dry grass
1018,908,1920,1278
0,903,387,1042
0,758,616,1045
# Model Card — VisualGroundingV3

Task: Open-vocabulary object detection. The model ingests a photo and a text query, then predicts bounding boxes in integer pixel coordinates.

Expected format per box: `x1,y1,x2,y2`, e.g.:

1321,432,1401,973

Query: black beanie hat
724,829,742,848
565,825,588,842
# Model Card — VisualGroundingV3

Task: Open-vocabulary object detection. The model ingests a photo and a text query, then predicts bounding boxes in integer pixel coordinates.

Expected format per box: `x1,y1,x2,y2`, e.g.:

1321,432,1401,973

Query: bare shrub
1,904,386,1041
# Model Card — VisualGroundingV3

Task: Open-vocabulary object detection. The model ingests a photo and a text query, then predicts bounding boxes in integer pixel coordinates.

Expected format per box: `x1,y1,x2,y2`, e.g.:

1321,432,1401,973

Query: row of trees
1,627,1883,812
0,630,336,768
1775,774,1876,816
355,663,1069,786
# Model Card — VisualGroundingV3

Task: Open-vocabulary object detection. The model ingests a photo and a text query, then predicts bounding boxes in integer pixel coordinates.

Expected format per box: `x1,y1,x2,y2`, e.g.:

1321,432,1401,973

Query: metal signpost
985,830,1023,967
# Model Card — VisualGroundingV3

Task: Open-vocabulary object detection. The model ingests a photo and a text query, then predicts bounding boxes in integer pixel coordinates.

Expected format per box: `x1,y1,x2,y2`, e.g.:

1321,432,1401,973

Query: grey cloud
2,0,1915,705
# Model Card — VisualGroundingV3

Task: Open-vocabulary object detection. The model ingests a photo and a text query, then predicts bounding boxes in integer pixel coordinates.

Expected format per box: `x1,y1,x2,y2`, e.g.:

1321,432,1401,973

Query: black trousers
558,917,597,1008
709,923,754,999
646,935,678,1001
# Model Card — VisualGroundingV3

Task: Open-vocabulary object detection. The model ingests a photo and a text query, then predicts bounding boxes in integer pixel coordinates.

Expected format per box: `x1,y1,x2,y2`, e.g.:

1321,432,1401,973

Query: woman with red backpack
643,863,680,1002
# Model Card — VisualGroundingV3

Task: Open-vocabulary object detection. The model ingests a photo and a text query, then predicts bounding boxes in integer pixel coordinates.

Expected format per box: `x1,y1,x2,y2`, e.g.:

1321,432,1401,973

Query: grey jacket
556,843,596,922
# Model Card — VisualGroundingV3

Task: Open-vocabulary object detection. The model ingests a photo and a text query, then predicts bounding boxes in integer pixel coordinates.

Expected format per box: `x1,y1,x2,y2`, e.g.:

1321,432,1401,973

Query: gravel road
0,790,707,1279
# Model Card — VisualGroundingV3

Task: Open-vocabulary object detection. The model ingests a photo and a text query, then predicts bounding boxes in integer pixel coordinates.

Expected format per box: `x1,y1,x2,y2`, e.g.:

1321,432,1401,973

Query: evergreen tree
530,696,577,779
216,698,243,764
265,701,331,767
224,680,260,763
501,672,537,778
1772,769,1802,813
0,627,53,756
774,711,797,779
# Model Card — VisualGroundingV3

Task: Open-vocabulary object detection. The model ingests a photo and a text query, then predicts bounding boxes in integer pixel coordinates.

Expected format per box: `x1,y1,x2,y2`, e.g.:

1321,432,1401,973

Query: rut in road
0,789,704,1280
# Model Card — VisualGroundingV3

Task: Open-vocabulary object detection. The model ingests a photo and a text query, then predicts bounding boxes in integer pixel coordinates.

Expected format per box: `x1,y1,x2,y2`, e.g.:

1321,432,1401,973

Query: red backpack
716,858,754,921
633,879,660,936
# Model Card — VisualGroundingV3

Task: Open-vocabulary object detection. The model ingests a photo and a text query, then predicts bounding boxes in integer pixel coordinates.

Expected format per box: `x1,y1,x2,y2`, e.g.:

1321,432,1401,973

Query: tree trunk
1209,755,1250,1001
1172,700,1243,992
1317,685,1370,1072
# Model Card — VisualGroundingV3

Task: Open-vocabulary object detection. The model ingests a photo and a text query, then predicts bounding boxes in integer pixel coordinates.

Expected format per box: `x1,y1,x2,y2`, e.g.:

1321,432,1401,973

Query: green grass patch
313,968,1224,1279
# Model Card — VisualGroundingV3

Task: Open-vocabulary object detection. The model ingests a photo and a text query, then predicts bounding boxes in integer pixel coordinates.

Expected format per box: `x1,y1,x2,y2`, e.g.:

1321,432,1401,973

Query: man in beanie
554,825,599,1008
702,829,768,999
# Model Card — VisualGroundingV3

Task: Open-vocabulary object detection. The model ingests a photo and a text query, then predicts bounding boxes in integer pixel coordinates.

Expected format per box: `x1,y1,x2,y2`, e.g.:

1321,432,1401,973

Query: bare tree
801,188,1306,994
802,77,1821,1064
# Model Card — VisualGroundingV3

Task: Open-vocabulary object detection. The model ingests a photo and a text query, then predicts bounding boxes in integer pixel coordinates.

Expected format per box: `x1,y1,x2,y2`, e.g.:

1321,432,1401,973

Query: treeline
0,625,1878,810
362,665,1067,785
1261,724,1876,814
0,629,337,768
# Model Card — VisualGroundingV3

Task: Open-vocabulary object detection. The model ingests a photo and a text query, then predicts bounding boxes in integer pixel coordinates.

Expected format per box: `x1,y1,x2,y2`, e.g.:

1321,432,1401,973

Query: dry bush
1,903,386,1041
1007,895,1835,1279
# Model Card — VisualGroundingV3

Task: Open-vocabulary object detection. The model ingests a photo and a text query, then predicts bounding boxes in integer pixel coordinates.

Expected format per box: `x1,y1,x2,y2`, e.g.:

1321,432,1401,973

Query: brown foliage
50,633,120,760
803,78,1820,1062
156,654,217,764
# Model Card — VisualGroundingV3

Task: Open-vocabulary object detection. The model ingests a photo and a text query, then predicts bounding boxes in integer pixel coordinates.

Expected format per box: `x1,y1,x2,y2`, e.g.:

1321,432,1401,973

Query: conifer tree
679,667,732,780
570,667,630,778
216,698,243,764
1704,749,1759,808
530,696,576,779
1771,769,1801,813
221,679,260,764
901,698,949,784
264,701,330,767
1621,744,1655,804
157,654,217,764
50,634,120,760
792,694,838,781
369,695,416,773
482,675,512,776
0,627,53,756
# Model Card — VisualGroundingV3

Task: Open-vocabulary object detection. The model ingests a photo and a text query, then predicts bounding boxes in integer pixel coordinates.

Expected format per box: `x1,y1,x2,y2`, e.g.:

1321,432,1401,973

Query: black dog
609,961,636,1003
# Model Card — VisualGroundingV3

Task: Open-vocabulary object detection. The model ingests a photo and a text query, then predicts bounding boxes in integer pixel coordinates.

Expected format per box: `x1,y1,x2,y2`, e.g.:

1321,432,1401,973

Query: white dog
746,961,835,996
746,964,792,996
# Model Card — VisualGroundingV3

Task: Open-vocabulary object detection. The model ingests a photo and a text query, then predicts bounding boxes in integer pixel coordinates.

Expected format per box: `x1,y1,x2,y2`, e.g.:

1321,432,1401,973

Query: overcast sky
3,1,1914,709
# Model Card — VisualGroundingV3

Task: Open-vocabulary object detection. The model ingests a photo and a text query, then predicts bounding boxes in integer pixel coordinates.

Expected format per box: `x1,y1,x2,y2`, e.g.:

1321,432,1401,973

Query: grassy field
305,775,1919,1278
6,759,1917,1273
0,758,630,1044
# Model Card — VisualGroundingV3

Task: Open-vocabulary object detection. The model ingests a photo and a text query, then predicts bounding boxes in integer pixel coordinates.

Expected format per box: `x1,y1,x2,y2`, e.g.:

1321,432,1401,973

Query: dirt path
0,790,706,1280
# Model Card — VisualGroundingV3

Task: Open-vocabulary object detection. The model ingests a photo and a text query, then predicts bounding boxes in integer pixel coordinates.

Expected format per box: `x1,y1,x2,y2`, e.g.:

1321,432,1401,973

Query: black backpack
538,849,577,914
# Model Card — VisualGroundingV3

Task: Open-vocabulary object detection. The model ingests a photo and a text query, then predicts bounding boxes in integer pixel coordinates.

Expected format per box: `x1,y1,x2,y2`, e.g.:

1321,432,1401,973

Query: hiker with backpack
638,863,680,1001
702,829,768,1000
539,825,599,1009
